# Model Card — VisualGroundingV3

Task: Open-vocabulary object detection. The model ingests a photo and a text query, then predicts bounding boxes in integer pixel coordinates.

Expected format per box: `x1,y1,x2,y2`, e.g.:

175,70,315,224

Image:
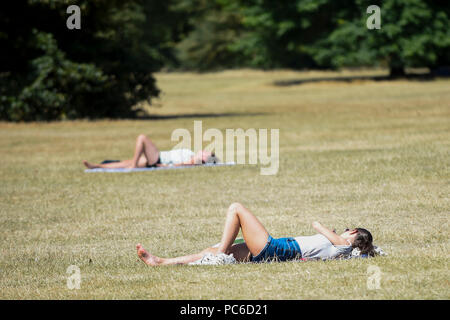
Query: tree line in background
1,0,449,121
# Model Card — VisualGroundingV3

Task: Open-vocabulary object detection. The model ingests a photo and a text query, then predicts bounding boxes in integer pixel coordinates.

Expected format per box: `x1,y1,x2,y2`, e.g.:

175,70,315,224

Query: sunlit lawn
0,69,449,299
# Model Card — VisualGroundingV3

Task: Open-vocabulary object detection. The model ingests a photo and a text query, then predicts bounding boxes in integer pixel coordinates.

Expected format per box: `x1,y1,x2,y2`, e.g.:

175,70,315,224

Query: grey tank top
294,234,352,259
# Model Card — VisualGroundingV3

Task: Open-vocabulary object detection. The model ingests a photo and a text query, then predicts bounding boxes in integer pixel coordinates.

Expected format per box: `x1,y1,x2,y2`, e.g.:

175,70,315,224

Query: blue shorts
251,235,302,263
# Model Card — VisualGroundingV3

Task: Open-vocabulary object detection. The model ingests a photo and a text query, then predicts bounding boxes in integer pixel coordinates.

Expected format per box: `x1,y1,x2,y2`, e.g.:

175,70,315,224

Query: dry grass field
0,69,449,299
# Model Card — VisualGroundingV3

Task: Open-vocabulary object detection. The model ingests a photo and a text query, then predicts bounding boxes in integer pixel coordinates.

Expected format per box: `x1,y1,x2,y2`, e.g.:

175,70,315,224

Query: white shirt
294,234,352,259
159,149,195,165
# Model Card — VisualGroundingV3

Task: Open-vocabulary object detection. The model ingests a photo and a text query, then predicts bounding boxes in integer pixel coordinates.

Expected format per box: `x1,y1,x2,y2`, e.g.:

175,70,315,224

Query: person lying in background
136,202,375,266
83,134,218,169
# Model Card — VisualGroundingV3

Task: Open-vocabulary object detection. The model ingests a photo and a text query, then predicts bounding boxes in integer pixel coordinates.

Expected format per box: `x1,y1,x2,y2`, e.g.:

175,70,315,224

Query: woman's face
340,229,358,242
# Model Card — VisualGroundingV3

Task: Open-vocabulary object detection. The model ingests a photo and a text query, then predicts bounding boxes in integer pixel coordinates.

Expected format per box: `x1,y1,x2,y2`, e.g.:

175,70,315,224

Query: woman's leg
136,242,252,266
83,134,159,169
83,159,134,169
136,203,268,266
83,156,150,169
216,202,269,257
130,134,159,168
136,243,208,266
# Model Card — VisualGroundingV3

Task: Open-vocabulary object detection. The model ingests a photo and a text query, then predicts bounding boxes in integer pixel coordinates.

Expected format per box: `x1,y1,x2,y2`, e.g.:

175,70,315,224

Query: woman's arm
312,221,349,246
173,155,205,166
156,158,198,167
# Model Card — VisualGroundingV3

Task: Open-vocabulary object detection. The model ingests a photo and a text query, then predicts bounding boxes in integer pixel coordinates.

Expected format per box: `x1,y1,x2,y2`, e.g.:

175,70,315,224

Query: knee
137,134,147,142
228,202,243,214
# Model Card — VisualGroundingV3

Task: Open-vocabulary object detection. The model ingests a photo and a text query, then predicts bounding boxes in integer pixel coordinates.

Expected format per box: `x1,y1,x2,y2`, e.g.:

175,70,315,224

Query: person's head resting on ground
193,150,220,164
340,228,375,256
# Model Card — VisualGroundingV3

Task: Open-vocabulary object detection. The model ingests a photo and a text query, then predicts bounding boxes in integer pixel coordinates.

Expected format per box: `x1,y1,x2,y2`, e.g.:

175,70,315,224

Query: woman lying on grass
83,134,217,169
136,202,375,266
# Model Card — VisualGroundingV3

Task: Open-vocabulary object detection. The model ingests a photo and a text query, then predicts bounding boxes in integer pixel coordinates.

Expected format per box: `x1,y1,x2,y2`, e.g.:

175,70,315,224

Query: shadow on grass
130,112,268,121
273,71,450,87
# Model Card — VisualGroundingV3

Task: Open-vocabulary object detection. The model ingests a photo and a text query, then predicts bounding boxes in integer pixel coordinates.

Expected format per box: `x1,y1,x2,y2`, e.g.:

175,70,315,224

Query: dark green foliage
175,0,450,73
307,0,450,75
171,0,247,71
1,0,449,121
0,0,184,121
231,0,347,69
1,30,108,121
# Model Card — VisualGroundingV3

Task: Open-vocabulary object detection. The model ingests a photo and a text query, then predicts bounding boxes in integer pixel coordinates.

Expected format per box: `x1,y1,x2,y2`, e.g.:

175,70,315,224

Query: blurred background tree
225,0,356,69
172,0,341,70
307,0,450,76
173,0,247,71
1,0,449,121
0,0,188,121
173,0,449,73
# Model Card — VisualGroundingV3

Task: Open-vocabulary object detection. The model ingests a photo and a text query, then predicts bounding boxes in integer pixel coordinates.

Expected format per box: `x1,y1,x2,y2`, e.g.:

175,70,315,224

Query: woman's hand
312,221,322,229
312,221,348,246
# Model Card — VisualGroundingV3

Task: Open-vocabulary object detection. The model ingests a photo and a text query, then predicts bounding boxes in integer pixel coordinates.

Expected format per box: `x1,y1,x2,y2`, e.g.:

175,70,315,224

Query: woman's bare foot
136,244,162,266
83,160,99,169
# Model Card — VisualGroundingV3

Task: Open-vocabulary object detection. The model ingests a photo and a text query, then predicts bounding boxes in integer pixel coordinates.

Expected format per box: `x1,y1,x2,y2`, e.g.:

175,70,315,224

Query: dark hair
352,228,375,257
